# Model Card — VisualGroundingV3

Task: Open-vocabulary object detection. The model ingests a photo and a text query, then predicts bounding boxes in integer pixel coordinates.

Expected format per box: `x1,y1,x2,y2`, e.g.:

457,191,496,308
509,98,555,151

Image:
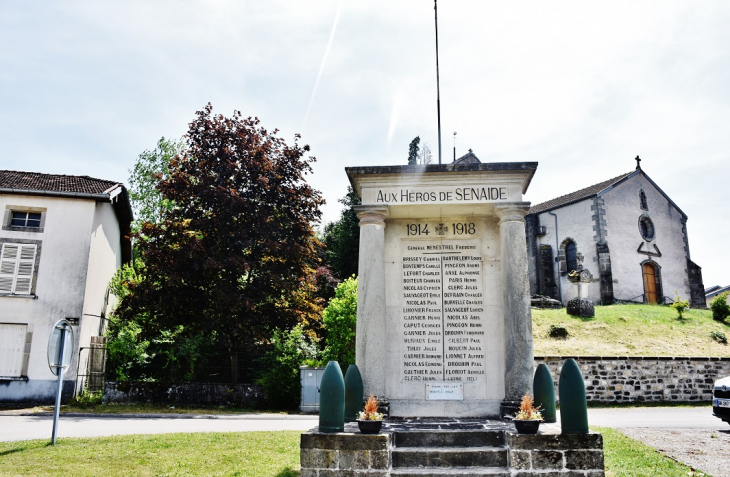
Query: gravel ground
620,427,730,477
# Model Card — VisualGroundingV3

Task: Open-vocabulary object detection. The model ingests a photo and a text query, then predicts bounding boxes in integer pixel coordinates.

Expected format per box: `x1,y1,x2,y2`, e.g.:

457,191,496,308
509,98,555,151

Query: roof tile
0,170,120,195
528,171,634,215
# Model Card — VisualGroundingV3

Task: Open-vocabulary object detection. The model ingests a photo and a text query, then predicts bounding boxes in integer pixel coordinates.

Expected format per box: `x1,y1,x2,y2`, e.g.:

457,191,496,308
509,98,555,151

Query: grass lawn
533,304,729,357
0,431,301,477
597,427,707,476
0,428,705,477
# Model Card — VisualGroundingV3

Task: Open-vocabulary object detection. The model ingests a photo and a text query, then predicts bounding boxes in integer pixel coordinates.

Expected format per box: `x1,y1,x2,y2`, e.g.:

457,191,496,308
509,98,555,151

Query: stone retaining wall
103,381,266,408
535,356,730,403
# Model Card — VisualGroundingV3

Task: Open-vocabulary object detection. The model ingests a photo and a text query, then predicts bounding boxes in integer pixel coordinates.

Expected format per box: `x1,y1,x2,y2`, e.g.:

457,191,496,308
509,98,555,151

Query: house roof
0,170,134,263
528,171,635,215
0,170,120,195
707,285,730,299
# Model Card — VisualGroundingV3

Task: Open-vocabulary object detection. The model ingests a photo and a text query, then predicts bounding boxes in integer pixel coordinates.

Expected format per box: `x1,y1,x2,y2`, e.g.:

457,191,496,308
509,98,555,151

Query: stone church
524,158,705,307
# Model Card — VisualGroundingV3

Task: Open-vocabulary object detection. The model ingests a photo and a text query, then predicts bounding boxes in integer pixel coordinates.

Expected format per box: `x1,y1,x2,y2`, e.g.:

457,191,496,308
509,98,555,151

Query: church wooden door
643,263,657,304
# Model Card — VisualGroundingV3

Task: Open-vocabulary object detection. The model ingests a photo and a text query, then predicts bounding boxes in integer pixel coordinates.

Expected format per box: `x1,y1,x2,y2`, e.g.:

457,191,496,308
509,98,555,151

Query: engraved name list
400,224,486,383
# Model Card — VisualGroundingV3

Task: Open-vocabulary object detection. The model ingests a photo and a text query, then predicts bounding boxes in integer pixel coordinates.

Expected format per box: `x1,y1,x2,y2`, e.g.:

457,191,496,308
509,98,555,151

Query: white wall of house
535,200,601,303
0,194,121,402
602,174,690,303
76,202,123,390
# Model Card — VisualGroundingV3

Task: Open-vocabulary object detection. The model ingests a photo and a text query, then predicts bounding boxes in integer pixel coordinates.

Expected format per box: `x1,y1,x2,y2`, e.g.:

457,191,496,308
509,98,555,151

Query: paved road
0,406,722,443
0,413,318,442
586,405,722,429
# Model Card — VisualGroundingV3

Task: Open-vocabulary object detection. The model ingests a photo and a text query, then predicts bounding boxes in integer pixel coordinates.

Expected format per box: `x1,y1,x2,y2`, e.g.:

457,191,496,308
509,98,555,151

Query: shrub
322,276,358,367
711,331,727,344
548,325,569,339
257,324,319,410
70,389,103,406
669,292,690,319
711,292,730,322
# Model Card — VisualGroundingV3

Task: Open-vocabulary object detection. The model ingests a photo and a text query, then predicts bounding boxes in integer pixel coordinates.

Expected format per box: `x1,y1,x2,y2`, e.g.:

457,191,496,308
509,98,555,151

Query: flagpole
434,0,442,165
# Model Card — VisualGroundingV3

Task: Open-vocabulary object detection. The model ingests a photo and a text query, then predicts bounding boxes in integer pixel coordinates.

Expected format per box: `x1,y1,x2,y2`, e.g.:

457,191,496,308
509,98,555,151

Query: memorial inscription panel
400,221,486,385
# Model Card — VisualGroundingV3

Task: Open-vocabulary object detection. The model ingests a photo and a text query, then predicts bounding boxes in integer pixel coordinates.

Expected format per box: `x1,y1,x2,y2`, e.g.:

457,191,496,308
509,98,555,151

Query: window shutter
0,244,18,293
14,244,37,295
0,243,36,294
0,324,28,377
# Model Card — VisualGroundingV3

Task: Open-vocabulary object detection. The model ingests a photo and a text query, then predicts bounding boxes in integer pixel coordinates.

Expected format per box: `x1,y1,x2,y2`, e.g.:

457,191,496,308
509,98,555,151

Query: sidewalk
0,413,318,442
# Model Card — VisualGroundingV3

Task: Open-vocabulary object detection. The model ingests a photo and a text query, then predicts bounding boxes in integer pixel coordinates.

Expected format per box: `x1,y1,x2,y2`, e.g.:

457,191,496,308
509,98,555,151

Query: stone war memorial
301,162,605,476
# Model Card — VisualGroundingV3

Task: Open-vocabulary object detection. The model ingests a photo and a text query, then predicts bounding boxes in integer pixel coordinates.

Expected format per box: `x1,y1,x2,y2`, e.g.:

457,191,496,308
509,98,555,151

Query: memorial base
500,399,521,419
301,419,604,476
388,399,501,418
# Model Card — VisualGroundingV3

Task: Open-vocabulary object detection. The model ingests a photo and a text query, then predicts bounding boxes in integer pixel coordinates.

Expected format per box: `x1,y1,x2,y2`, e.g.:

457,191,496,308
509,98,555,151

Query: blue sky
2,1,728,287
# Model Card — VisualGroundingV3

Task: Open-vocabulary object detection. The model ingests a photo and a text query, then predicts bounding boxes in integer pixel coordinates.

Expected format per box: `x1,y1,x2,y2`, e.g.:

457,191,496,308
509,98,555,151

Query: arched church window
565,241,578,273
640,190,648,210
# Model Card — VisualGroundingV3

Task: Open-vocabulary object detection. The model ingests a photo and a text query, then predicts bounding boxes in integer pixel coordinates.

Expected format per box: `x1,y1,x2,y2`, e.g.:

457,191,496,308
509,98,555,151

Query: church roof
453,149,481,165
528,171,635,215
528,167,688,219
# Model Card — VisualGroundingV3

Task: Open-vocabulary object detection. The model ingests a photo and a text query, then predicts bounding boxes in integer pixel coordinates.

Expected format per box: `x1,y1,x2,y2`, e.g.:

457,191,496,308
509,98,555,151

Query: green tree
669,292,690,319
322,276,358,367
322,187,360,280
112,104,324,383
128,137,184,228
408,136,420,165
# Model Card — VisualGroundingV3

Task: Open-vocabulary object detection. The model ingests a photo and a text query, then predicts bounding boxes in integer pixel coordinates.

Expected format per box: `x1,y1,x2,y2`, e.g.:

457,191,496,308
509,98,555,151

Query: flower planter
513,419,541,434
357,420,383,434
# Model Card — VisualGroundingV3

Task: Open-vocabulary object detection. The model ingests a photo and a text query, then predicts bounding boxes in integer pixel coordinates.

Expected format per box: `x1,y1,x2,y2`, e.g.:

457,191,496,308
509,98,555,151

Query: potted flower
513,391,543,434
357,394,384,434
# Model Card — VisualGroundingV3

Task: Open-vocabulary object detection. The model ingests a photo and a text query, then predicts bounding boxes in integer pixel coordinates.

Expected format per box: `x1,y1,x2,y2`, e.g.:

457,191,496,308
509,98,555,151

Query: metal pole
434,0,442,165
453,132,457,162
51,324,67,445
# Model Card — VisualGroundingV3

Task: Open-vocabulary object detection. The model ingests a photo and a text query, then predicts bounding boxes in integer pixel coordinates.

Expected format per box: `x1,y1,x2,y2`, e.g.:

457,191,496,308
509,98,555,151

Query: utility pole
434,0,442,164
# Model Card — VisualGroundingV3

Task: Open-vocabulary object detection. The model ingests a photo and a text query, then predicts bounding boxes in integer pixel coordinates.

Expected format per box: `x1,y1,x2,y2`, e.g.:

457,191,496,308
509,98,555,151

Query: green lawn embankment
532,304,729,357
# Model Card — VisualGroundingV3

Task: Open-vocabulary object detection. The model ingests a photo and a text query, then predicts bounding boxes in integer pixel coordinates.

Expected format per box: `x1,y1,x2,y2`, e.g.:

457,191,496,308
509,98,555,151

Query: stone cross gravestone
346,162,538,417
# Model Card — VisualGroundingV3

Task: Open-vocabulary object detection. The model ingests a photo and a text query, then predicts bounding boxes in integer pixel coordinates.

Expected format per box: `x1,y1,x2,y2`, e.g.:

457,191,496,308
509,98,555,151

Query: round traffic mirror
47,319,74,376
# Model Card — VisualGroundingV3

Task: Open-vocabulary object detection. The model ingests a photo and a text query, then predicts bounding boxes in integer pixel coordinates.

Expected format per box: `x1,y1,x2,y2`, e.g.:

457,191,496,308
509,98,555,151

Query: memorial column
354,205,388,396
496,203,534,413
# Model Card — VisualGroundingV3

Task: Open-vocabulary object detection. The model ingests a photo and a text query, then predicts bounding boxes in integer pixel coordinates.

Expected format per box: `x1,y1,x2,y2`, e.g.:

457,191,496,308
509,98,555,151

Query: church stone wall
534,200,601,304
602,174,690,304
536,356,729,403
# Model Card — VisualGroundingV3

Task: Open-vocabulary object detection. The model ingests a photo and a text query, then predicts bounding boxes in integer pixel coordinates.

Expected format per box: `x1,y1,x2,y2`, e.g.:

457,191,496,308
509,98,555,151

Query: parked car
714,376,730,424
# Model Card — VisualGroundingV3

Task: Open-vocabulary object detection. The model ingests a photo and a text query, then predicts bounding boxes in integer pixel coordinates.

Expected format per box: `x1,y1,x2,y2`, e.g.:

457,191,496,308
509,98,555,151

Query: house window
0,323,28,377
0,243,38,295
639,216,655,241
639,190,648,210
565,241,578,273
11,211,42,228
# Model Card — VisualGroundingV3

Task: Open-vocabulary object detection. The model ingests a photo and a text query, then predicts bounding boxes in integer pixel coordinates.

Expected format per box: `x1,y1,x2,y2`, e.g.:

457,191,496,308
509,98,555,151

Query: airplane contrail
301,0,344,133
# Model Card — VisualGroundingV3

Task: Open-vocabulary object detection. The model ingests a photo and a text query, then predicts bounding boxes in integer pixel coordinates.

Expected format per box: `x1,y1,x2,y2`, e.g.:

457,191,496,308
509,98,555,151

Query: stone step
393,430,505,448
390,466,511,477
391,446,507,469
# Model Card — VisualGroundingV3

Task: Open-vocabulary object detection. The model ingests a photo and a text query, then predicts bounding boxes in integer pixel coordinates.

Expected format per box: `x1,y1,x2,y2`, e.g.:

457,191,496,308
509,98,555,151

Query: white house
0,170,132,402
525,159,705,308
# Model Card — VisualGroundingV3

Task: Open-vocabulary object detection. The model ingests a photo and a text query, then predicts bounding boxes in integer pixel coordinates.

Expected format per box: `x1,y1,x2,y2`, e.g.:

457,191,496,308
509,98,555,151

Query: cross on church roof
635,155,642,170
